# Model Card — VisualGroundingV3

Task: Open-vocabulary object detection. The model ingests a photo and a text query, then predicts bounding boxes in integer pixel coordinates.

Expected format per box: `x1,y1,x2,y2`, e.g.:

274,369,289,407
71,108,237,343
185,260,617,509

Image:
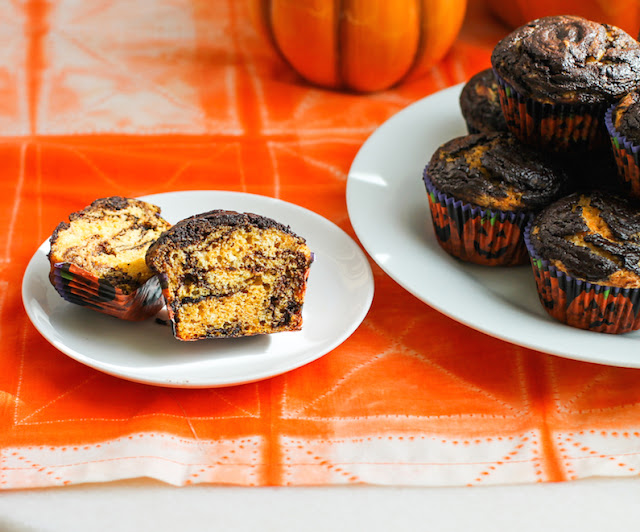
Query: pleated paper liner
493,71,607,152
604,104,640,199
423,169,532,266
49,262,164,321
524,223,640,334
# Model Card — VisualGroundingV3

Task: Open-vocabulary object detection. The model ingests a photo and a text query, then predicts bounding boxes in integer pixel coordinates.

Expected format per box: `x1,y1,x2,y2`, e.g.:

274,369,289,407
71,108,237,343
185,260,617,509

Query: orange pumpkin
249,0,467,92
486,0,640,36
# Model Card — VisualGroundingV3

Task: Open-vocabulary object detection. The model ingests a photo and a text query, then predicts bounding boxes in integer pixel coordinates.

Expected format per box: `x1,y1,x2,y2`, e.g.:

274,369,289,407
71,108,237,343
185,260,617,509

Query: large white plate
22,191,374,387
347,83,640,369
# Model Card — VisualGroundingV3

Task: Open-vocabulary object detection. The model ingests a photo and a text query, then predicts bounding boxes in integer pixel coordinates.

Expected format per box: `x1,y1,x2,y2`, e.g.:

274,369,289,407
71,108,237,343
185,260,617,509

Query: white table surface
2,477,640,531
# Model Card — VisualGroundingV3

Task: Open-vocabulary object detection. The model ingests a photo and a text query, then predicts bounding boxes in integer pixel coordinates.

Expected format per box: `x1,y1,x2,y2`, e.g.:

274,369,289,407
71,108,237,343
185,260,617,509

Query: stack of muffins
424,15,640,334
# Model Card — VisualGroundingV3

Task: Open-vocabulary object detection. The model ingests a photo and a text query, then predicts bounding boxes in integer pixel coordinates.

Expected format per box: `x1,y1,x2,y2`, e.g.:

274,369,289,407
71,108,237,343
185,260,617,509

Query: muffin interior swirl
49,196,172,294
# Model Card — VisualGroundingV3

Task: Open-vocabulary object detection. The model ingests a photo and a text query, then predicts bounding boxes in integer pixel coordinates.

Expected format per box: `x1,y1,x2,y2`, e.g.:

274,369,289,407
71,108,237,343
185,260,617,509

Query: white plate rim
22,190,374,387
346,83,640,369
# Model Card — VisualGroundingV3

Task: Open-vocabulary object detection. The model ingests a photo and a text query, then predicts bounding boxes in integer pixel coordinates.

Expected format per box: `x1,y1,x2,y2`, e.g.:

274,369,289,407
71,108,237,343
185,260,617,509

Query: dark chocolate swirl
491,15,640,104
426,132,569,212
146,210,302,266
530,192,640,281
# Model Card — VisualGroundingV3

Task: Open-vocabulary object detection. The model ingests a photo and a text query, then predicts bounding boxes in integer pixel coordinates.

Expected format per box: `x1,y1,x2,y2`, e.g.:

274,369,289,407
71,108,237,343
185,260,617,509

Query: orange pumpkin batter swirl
491,15,640,105
529,192,640,287
48,196,172,295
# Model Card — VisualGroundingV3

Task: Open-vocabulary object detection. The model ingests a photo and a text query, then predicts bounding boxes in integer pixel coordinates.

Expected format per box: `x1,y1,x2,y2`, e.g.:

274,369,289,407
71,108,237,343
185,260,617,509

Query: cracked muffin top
491,15,640,105
425,132,569,212
528,191,640,287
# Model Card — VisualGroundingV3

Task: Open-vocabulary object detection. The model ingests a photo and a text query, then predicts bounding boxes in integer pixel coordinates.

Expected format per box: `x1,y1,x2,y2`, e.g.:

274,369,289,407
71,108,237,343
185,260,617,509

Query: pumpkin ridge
261,0,290,77
403,0,425,87
252,0,465,92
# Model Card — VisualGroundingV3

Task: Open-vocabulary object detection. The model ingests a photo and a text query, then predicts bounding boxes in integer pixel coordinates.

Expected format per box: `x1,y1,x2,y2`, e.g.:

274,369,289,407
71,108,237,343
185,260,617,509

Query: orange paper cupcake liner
494,72,607,152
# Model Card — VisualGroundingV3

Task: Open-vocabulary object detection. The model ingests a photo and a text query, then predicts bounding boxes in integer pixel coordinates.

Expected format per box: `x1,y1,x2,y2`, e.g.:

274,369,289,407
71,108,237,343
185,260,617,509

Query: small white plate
22,191,374,387
347,83,640,369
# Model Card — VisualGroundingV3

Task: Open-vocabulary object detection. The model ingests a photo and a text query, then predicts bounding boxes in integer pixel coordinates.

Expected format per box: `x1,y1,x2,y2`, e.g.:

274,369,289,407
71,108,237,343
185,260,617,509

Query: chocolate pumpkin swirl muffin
526,191,640,333
491,15,640,151
423,132,569,266
146,210,313,341
459,68,507,135
605,90,640,197
48,196,171,320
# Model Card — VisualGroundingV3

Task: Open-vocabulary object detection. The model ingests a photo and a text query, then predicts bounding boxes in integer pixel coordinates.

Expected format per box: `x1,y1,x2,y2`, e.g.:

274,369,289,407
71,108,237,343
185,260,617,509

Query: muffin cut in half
146,209,314,340
48,196,171,320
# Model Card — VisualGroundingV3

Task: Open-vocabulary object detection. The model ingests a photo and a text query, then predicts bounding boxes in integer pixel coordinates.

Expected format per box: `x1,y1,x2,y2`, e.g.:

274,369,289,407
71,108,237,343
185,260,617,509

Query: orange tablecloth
3,0,640,489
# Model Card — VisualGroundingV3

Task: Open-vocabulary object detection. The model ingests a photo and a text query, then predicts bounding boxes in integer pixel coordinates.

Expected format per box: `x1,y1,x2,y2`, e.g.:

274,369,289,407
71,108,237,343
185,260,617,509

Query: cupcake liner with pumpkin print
524,222,640,334
49,262,164,321
604,104,640,199
423,169,532,266
493,72,607,153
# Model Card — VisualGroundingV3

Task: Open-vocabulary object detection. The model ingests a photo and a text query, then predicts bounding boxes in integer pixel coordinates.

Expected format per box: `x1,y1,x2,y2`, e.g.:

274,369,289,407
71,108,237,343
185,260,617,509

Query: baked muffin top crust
146,209,299,261
425,132,569,212
491,15,640,104
529,191,640,287
459,68,507,134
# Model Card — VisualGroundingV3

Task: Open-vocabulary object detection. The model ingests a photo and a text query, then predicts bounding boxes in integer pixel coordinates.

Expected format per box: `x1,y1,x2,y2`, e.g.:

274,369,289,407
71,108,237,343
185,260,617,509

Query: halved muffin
145,209,313,340
48,196,171,320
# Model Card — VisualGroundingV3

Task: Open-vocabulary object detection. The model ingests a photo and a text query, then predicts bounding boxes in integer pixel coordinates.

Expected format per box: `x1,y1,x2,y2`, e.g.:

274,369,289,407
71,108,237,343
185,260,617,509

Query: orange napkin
3,0,640,490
